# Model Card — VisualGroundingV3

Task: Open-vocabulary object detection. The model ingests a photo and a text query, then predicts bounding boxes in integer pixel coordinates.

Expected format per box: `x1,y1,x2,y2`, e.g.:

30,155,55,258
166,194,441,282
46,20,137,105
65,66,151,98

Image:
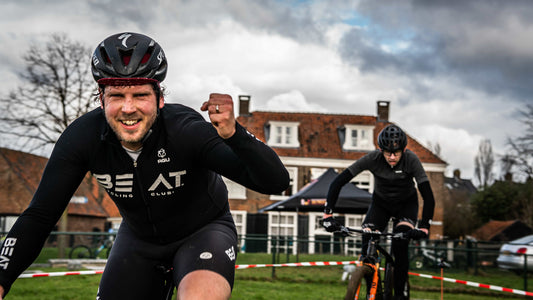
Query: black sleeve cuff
223,121,251,141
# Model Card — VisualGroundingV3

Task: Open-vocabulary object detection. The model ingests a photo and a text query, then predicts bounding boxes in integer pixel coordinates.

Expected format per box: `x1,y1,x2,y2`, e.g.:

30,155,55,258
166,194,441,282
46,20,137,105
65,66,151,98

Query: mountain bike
69,236,113,259
338,226,407,300
410,243,451,270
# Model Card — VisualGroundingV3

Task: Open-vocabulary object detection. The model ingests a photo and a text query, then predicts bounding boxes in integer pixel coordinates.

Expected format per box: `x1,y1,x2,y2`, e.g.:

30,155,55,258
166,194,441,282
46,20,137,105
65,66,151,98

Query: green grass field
5,251,531,299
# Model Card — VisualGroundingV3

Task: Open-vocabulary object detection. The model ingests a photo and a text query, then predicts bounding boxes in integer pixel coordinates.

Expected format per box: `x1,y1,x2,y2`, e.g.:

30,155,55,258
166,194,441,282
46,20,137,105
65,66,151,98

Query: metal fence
1,231,532,289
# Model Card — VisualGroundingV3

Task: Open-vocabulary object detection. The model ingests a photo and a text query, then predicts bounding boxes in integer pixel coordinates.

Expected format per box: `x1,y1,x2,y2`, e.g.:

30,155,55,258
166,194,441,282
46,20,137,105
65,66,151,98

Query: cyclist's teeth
123,120,138,126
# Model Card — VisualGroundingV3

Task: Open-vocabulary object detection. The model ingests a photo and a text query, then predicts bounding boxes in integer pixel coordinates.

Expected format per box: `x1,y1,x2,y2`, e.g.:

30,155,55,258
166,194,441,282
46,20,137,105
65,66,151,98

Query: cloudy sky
1,0,531,183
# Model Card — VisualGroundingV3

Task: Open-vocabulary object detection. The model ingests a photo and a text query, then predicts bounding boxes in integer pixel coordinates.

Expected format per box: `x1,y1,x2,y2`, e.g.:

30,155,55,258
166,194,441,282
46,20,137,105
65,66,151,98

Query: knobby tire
345,265,374,300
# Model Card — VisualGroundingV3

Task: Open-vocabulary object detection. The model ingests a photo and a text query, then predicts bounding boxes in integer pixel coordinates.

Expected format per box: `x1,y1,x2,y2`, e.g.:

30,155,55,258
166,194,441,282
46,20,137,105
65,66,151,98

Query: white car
496,234,533,272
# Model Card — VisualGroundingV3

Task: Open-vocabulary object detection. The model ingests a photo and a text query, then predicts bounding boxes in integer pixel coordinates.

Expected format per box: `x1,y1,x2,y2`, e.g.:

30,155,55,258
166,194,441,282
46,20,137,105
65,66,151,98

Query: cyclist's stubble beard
104,106,158,151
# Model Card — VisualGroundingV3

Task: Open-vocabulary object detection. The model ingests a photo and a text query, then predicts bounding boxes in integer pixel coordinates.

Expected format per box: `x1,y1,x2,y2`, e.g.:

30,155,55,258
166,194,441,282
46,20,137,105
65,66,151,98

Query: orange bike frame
354,261,381,300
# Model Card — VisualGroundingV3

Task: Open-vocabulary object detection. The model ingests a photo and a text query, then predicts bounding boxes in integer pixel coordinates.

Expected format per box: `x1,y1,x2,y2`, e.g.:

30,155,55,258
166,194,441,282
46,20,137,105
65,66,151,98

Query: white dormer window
343,125,374,151
267,121,300,148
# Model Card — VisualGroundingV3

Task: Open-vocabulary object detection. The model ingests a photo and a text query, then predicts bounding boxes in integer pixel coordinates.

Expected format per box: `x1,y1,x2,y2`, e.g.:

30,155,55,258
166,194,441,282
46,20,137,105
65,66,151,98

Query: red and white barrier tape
19,270,103,278
408,271,533,297
235,260,357,269
18,260,533,297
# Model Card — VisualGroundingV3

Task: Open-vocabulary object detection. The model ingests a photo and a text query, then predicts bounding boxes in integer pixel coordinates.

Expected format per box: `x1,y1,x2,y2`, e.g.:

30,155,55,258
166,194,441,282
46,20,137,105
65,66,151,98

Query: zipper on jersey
132,159,159,239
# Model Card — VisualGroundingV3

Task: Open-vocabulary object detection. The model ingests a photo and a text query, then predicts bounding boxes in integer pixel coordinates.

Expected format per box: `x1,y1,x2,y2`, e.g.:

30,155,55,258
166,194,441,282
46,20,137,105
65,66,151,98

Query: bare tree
0,33,96,154
507,104,533,180
0,33,96,258
500,154,516,181
474,139,494,188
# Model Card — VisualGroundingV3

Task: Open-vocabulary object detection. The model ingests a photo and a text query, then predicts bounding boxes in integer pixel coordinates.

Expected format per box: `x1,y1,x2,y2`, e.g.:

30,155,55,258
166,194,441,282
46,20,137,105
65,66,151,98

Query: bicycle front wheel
69,245,92,259
345,265,374,300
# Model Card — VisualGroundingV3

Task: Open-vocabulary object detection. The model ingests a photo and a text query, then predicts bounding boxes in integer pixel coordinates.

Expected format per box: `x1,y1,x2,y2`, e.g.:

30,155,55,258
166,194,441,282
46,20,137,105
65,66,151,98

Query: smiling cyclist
0,32,289,300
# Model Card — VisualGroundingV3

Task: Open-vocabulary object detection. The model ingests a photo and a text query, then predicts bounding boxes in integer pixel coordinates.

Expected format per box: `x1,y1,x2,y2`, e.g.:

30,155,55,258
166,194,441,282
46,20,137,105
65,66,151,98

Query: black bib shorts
96,213,238,299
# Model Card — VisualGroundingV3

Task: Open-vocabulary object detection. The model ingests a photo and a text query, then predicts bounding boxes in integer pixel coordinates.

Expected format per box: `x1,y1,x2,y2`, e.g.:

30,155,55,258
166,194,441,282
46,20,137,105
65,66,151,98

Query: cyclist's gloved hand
407,228,428,240
322,217,343,232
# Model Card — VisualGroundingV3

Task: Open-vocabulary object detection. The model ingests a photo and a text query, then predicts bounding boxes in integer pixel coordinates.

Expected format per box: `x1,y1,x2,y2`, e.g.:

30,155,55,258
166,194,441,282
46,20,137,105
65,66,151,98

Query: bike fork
368,267,379,300
354,264,380,300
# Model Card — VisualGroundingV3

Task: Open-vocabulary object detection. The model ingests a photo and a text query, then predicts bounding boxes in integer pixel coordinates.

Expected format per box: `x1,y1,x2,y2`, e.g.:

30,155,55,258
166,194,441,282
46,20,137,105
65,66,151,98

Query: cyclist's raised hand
322,216,343,232
406,228,428,240
201,93,236,139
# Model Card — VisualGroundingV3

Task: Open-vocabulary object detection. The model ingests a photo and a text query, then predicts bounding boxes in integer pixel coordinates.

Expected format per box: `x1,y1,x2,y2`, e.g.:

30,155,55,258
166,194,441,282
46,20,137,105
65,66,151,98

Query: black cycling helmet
378,124,407,152
91,32,167,84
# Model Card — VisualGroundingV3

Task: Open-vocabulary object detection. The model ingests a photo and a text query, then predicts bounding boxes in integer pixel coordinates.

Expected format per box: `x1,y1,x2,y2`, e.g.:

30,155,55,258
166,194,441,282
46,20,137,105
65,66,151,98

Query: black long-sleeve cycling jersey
325,149,434,227
0,104,289,295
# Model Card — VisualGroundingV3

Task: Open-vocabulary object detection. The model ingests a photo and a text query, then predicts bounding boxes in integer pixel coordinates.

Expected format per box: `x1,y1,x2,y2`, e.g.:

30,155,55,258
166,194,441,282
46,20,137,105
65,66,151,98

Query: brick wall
419,171,445,239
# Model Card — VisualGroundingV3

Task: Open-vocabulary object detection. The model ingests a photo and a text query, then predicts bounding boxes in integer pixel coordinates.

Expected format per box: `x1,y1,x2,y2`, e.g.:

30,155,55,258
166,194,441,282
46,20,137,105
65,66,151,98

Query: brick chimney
239,95,251,115
377,101,390,122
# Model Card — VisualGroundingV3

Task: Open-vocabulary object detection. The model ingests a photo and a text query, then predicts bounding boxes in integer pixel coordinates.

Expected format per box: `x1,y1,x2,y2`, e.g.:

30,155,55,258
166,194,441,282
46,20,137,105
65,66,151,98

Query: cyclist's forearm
0,215,54,296
325,169,353,212
418,181,435,228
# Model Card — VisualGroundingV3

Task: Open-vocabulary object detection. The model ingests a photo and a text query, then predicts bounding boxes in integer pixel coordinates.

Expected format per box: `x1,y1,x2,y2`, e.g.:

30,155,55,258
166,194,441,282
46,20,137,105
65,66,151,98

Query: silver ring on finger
215,104,220,113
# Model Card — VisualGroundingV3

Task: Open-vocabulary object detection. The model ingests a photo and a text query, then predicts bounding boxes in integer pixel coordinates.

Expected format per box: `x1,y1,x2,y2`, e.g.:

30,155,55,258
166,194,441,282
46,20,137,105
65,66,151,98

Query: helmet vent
100,49,111,64
141,53,151,64
120,50,133,66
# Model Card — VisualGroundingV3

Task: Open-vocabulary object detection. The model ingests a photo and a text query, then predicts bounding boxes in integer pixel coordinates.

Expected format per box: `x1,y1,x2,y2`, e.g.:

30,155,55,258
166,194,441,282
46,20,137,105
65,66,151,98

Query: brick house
226,96,447,254
1,97,447,254
442,169,477,239
0,147,120,244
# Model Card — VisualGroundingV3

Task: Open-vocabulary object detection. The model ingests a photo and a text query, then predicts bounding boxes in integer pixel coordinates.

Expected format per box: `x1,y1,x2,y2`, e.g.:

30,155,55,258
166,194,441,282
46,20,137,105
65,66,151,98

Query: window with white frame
267,212,298,254
343,125,374,151
345,214,365,229
313,213,327,231
351,171,373,193
222,177,246,199
267,121,300,148
271,167,297,200
344,214,366,256
231,210,247,252
310,168,327,180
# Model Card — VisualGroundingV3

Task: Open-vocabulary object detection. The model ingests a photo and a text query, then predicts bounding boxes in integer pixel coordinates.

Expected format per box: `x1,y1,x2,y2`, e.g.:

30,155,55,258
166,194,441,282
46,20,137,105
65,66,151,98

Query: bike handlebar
338,226,407,239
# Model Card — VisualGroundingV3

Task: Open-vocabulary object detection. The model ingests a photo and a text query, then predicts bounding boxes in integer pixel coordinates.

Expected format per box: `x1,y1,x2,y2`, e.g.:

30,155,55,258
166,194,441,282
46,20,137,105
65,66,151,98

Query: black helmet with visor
91,32,167,86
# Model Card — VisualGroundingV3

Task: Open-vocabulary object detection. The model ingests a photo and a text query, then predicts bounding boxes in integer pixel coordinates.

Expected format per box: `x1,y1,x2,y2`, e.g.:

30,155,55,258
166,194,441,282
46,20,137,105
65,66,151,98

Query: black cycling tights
392,224,411,299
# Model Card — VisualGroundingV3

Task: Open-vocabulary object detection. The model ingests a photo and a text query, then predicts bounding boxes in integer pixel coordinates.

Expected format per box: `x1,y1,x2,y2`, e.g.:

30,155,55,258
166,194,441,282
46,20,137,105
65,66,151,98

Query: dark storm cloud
339,0,533,103
87,0,158,29
86,0,323,44
223,1,324,43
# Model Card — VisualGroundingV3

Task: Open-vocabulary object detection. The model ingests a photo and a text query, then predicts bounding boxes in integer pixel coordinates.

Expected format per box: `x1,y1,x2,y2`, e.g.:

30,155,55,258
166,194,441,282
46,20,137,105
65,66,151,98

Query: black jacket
326,149,434,227
0,104,289,295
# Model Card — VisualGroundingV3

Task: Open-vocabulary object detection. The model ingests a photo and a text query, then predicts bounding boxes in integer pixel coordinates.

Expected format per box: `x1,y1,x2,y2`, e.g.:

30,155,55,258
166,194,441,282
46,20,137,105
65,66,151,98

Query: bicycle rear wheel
69,245,92,259
345,265,374,300
411,255,425,269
